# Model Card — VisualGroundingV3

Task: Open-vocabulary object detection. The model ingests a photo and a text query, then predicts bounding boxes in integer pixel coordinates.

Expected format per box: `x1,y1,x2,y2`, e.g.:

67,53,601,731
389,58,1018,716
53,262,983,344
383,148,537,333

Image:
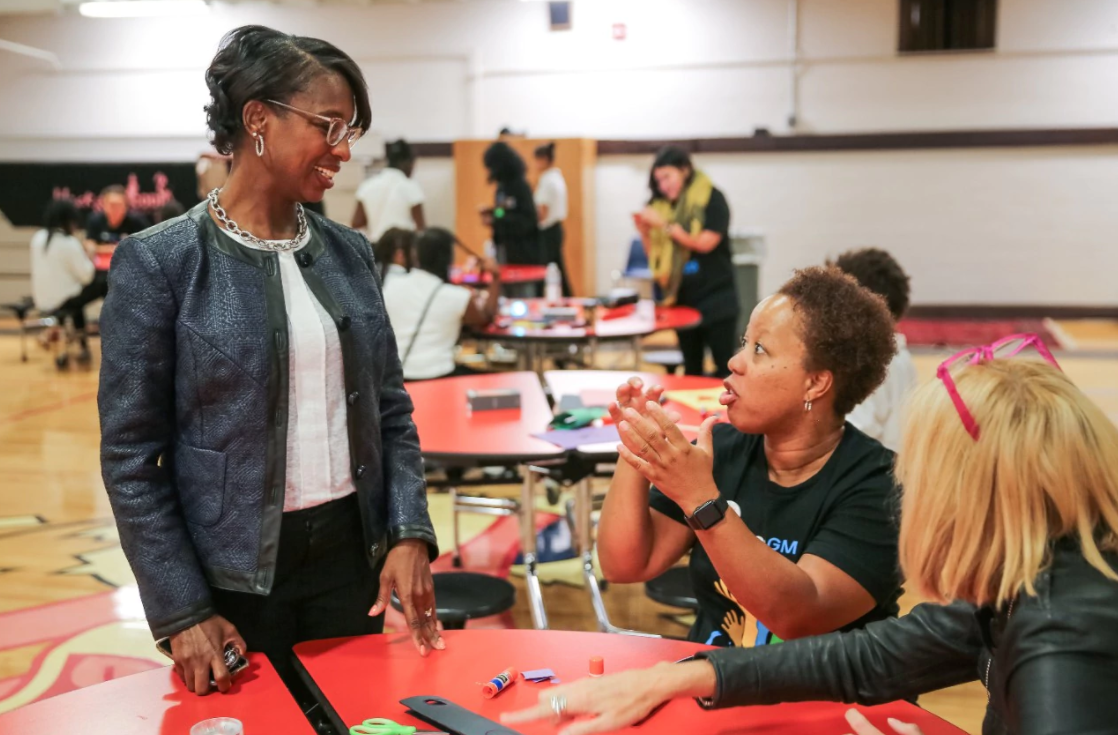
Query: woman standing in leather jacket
505,343,1118,735
99,25,442,703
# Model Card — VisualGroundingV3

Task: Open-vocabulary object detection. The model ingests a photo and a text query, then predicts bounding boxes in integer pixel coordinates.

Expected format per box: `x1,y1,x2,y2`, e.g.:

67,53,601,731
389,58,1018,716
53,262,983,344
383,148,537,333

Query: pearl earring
804,400,813,412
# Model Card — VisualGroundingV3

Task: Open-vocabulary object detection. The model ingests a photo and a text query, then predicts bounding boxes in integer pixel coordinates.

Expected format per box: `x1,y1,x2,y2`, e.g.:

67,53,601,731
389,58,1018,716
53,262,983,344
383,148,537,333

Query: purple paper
532,426,620,450
521,668,556,680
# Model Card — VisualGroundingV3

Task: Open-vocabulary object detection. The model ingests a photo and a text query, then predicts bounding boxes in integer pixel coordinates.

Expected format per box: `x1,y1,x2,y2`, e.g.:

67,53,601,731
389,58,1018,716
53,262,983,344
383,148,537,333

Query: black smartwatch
685,497,729,531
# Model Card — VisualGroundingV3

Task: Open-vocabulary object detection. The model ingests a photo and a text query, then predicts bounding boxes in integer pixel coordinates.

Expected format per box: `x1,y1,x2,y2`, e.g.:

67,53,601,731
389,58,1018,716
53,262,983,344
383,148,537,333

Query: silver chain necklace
207,188,307,252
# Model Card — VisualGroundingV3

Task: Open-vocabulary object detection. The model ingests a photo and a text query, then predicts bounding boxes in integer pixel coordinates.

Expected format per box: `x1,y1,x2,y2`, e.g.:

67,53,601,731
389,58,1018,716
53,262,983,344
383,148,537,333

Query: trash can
730,231,765,338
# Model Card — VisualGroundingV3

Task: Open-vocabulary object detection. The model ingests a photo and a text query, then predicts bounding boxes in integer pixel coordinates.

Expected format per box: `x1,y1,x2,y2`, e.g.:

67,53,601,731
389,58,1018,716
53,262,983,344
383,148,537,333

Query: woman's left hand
369,539,445,657
843,709,925,735
616,402,719,512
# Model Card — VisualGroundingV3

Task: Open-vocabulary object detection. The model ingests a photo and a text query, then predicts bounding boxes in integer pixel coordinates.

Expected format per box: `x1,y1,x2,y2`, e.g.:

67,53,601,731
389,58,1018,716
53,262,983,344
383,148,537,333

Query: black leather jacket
99,203,437,640
697,541,1118,735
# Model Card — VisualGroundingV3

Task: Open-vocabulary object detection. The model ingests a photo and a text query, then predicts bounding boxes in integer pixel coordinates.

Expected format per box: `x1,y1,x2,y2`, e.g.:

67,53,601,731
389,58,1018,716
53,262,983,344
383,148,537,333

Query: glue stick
481,667,519,698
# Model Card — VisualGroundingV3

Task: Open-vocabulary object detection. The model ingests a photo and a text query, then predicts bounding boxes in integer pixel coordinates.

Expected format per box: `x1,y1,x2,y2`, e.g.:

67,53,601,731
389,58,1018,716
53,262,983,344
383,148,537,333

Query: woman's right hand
502,661,715,735
608,377,680,425
169,615,247,695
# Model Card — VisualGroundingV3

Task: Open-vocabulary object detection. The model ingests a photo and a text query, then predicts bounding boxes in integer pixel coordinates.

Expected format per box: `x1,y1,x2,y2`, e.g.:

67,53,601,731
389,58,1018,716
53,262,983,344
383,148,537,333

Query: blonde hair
897,359,1118,608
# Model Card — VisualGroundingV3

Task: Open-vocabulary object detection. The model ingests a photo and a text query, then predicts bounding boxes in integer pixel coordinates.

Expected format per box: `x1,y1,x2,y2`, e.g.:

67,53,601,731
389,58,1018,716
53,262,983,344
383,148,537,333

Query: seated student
596,267,903,649
84,184,150,250
374,227,416,283
505,338,1118,735
831,248,917,451
383,227,500,380
30,198,97,360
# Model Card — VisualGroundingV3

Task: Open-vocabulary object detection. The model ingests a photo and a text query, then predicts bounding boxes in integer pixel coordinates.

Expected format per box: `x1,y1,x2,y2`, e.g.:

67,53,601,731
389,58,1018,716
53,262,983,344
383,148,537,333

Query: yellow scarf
648,170,713,306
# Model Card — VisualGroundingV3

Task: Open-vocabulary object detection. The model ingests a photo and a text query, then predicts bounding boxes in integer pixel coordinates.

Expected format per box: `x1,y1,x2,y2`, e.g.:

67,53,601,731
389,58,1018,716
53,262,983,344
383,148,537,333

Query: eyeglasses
937,333,1061,441
265,99,364,148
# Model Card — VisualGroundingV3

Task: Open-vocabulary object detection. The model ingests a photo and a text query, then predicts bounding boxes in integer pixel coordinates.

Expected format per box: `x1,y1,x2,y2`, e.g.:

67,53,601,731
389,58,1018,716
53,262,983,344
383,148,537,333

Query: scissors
348,718,445,735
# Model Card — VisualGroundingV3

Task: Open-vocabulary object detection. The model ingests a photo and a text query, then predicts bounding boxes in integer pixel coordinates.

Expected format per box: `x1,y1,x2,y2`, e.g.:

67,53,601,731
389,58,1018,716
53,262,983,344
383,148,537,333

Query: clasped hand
609,377,718,508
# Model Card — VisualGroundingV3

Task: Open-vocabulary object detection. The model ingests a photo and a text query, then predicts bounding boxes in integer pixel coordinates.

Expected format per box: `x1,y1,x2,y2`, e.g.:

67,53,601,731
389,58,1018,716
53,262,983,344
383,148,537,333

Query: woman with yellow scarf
633,147,738,377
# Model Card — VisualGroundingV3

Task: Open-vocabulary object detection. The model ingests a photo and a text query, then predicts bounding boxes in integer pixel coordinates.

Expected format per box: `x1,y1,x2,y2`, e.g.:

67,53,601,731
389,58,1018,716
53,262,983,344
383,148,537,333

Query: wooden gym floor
1,320,1116,731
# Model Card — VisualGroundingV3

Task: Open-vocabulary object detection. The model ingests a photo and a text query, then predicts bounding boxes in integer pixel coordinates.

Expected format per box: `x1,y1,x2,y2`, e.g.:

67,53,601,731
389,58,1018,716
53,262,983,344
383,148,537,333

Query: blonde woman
504,334,1118,735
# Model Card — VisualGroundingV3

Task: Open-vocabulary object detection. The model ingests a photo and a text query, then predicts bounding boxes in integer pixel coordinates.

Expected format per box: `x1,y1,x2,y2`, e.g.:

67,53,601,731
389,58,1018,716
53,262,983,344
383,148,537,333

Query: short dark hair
386,139,414,169
43,197,80,243
416,228,456,282
830,248,911,321
483,142,527,185
373,227,415,281
100,184,126,199
534,141,555,163
204,25,372,156
778,266,897,417
648,145,694,201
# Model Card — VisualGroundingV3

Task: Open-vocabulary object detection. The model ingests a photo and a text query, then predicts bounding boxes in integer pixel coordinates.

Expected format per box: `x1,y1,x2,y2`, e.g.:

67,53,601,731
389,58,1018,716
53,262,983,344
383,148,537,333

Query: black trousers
212,494,383,700
55,271,108,337
540,223,572,297
677,315,739,378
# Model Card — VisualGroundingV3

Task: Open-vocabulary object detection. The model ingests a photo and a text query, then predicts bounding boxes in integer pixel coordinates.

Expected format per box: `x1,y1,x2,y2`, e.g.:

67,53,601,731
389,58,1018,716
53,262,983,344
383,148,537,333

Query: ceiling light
79,0,208,18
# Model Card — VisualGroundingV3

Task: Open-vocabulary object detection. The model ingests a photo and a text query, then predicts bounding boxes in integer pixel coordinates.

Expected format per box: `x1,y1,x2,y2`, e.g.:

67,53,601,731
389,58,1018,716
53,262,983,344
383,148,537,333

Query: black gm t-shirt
85,211,150,245
649,422,902,648
674,187,738,324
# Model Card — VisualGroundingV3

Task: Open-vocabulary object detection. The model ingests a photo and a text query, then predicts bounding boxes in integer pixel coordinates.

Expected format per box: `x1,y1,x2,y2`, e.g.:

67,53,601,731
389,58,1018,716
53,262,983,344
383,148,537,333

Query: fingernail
618,421,628,431
435,638,446,650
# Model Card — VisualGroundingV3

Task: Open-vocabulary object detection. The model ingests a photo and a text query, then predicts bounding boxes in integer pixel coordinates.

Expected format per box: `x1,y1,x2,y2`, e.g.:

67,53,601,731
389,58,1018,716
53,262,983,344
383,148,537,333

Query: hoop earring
804,400,813,412
254,133,265,157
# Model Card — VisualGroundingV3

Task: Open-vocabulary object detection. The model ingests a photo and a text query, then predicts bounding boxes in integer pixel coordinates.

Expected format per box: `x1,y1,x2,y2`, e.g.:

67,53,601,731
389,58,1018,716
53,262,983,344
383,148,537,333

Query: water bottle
545,262,562,304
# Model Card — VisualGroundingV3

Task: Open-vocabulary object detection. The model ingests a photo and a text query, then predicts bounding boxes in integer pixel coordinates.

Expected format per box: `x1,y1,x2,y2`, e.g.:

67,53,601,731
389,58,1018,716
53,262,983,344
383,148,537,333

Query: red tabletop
294,629,966,735
405,371,563,465
451,265,548,286
480,300,701,343
94,244,115,272
0,654,312,734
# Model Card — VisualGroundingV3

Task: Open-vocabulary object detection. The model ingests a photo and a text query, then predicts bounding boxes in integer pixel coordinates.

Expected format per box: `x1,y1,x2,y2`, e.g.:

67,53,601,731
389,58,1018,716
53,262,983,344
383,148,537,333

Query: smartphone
156,638,249,687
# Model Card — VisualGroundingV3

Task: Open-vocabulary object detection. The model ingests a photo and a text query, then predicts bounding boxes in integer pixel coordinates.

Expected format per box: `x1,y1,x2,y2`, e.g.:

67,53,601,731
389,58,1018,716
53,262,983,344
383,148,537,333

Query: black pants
55,271,108,339
677,315,739,378
212,494,383,701
540,223,572,297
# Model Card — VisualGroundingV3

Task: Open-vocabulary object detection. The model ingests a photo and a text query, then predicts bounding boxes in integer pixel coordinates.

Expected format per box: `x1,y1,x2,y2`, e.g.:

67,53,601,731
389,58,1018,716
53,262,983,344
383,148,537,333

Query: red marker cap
589,656,604,677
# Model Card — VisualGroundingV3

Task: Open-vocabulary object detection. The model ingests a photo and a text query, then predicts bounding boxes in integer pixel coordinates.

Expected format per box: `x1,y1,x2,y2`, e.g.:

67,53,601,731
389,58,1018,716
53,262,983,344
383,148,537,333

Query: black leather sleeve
694,602,982,709
98,239,216,639
1007,651,1118,735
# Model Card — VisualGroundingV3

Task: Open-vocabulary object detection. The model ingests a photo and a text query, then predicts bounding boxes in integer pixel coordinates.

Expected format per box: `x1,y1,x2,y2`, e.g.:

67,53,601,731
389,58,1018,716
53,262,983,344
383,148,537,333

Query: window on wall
898,0,997,52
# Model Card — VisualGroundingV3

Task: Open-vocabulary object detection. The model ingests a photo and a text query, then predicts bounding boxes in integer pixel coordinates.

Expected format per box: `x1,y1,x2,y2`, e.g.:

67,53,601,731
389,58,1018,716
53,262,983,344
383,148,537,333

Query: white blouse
219,227,356,512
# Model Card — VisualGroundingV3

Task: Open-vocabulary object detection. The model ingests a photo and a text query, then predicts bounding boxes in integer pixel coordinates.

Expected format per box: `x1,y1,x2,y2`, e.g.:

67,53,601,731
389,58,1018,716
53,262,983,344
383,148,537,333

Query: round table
294,629,968,735
451,264,548,287
478,299,702,373
405,371,563,628
0,654,312,734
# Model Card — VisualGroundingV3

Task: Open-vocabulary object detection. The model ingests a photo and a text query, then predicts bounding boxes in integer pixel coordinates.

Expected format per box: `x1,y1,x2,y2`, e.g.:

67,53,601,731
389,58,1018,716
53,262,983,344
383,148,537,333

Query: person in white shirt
833,248,918,451
533,141,572,296
30,198,98,360
352,139,426,242
383,227,501,380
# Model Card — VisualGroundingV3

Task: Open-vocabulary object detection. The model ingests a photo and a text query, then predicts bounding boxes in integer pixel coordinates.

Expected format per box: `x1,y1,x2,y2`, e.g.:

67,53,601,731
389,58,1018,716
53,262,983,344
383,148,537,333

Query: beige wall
2,0,1117,306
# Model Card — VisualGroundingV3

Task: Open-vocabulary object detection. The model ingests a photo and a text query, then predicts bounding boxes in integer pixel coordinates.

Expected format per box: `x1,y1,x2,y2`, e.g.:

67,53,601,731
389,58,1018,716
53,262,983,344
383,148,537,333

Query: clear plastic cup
190,717,244,735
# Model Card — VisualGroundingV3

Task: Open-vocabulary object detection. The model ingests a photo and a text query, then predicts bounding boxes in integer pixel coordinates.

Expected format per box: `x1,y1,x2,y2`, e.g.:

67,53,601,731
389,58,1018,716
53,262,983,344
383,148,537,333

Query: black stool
644,566,698,610
391,572,516,630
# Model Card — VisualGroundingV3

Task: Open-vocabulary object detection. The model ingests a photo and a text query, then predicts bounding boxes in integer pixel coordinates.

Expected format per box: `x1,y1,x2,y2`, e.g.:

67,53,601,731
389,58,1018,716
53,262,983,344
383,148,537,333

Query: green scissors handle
348,717,444,735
